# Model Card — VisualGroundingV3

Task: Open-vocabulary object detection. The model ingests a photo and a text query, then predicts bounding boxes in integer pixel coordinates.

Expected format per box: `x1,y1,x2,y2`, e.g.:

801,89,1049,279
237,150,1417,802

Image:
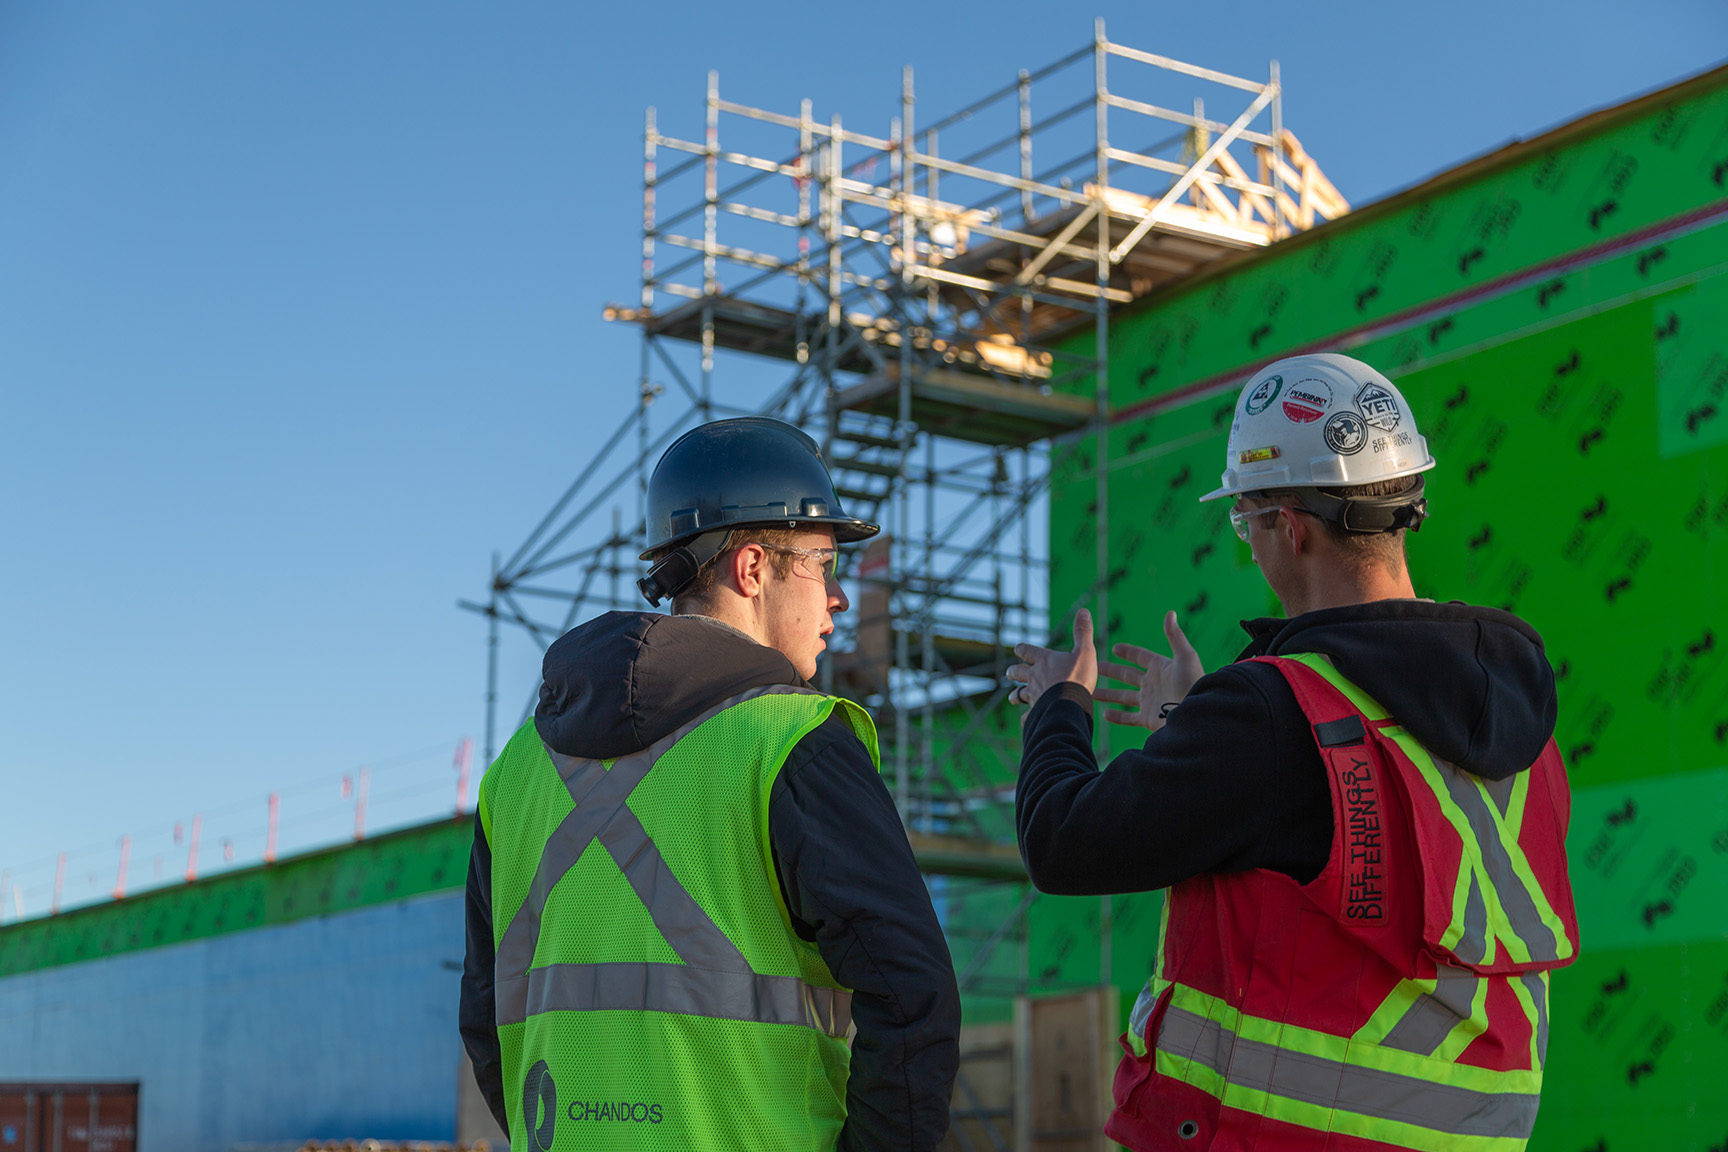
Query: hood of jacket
534,611,804,761
1240,600,1558,781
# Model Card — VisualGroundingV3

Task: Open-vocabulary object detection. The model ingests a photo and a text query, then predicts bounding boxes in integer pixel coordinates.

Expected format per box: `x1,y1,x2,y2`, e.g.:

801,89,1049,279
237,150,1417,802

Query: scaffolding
464,26,1345,1136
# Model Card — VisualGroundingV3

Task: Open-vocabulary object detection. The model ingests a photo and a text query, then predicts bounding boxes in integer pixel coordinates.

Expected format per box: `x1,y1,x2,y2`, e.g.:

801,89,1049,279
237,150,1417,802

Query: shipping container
0,1084,138,1152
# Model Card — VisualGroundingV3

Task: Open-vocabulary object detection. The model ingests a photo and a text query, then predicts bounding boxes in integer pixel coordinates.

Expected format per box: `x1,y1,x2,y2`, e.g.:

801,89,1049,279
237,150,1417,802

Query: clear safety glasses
763,544,840,582
1228,504,1313,543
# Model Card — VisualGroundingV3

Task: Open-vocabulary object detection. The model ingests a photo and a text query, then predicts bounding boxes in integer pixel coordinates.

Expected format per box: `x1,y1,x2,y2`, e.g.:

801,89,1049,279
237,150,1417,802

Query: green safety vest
479,684,879,1151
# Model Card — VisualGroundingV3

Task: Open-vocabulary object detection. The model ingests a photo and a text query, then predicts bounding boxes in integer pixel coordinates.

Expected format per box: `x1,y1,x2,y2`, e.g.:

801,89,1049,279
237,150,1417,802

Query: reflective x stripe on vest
1368,967,1552,1066
493,686,852,1038
1115,653,1577,1152
1283,652,1575,973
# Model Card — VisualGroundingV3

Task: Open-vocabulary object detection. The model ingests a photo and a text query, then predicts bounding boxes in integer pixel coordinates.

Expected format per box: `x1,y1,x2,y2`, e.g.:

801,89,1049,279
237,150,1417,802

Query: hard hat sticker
1243,375,1284,415
1355,382,1402,431
1239,445,1281,464
1281,379,1333,424
1323,411,1367,455
1372,431,1415,454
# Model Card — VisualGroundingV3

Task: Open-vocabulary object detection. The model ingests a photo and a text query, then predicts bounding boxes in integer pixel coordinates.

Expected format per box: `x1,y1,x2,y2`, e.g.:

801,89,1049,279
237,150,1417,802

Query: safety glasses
1228,504,1313,542
763,544,840,582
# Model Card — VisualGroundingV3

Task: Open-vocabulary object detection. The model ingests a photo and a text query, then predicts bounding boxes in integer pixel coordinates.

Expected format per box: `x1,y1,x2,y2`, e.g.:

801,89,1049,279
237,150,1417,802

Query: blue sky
2,0,1723,916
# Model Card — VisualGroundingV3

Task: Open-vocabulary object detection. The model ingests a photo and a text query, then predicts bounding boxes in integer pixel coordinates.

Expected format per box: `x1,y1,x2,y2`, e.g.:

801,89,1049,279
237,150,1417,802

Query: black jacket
1016,600,1559,895
460,611,960,1150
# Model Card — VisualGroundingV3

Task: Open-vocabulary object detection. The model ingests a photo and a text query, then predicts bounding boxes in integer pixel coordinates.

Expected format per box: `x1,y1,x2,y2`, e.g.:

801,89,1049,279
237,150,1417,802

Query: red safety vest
1106,653,1580,1151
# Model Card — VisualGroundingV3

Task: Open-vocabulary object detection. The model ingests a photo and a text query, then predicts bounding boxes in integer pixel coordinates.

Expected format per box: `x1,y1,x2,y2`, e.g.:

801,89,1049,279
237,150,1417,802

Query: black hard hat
636,416,879,605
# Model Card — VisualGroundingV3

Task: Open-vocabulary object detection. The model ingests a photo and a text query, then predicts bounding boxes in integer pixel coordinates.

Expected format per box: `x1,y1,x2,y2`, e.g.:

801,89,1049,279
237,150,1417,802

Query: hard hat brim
1195,456,1437,506
639,512,879,561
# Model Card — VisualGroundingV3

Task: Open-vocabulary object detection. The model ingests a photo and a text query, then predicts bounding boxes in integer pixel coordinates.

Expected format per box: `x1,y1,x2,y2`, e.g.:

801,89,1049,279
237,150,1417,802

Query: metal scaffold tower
465,20,1346,1082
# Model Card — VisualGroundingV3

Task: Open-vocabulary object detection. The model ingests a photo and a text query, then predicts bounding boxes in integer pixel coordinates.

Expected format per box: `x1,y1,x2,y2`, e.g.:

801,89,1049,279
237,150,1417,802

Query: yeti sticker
1244,375,1283,415
1324,411,1367,455
1281,379,1333,424
1355,382,1402,431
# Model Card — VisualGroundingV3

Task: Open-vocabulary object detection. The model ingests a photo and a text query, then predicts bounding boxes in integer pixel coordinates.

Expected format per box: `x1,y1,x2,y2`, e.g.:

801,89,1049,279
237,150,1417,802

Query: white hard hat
1199,353,1436,503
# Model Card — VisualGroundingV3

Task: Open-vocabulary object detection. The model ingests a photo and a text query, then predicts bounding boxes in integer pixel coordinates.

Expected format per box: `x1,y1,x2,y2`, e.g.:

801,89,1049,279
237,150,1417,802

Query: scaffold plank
834,368,1094,447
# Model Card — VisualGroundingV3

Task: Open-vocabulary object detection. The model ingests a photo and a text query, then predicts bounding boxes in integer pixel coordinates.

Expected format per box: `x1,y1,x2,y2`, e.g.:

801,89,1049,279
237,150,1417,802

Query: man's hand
1093,610,1205,732
1007,608,1098,707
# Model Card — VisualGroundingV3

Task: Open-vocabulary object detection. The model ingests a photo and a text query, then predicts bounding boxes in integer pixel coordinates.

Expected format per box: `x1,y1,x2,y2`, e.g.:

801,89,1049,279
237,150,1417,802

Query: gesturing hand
1007,608,1098,707
1093,610,1205,731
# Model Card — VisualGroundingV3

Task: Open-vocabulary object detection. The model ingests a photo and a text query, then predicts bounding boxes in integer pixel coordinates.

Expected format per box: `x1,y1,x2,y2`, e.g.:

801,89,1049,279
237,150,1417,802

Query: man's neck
675,610,763,646
688,597,769,649
1280,566,1416,617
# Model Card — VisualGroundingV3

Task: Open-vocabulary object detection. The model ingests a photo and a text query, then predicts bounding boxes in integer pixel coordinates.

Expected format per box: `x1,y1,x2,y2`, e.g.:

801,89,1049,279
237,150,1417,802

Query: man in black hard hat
460,417,961,1151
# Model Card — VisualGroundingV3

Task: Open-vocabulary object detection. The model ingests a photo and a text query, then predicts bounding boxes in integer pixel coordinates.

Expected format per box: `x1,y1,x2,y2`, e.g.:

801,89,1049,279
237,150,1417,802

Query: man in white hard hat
1006,354,1579,1151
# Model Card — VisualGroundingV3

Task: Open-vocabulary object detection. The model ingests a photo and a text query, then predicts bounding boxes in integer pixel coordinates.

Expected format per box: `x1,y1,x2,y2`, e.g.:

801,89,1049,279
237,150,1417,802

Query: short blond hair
670,527,805,614
1246,476,1421,578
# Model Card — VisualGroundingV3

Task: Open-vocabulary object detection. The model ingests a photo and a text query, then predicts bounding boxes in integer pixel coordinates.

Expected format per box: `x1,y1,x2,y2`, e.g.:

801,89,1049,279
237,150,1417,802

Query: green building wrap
0,817,473,980
1036,64,1728,1148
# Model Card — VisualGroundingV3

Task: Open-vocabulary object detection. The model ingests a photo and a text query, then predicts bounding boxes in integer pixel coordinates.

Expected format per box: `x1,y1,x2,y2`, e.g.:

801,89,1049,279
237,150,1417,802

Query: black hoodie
1015,600,1559,895
461,611,960,1150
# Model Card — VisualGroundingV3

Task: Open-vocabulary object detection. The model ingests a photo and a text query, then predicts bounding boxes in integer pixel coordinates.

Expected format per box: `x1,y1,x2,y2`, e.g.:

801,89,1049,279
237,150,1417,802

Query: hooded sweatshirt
460,611,960,1151
1015,599,1559,896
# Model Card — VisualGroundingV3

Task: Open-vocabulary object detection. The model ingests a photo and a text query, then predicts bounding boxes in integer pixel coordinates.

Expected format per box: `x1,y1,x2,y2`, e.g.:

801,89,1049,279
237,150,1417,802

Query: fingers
1096,660,1147,685
1164,610,1198,658
1005,663,1030,684
1111,643,1158,667
1013,643,1057,663
1093,688,1140,706
1071,608,1094,654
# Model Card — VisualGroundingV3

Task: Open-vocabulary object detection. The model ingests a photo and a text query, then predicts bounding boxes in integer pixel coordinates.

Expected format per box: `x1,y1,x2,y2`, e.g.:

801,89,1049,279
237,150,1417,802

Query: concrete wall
0,891,466,1152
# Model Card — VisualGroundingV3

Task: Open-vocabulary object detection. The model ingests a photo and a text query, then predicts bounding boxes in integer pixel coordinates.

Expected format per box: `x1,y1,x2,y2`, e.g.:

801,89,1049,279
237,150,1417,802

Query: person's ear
729,543,768,597
1284,507,1311,555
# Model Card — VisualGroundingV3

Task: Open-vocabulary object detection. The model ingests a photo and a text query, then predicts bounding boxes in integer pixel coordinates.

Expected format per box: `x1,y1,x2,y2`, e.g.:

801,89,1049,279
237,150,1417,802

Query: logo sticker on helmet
1243,375,1283,415
1239,446,1281,464
1324,411,1367,455
1355,382,1402,431
1281,379,1333,424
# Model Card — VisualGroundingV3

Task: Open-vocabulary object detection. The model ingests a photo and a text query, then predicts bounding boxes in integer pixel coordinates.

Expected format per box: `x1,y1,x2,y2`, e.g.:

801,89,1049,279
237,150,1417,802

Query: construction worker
460,416,960,1150
1006,354,1579,1150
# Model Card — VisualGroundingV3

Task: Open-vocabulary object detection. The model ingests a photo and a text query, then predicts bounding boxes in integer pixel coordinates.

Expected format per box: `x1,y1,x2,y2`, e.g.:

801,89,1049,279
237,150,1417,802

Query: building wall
0,818,479,1151
0,892,466,1152
1044,66,1728,1147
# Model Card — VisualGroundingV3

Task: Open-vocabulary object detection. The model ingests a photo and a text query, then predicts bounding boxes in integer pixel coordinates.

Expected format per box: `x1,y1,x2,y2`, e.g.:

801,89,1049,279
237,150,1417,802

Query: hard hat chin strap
1295,477,1430,535
637,530,736,607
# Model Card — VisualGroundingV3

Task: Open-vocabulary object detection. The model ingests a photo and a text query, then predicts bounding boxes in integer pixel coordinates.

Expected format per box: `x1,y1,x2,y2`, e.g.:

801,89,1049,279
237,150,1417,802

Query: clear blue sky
2,0,1723,916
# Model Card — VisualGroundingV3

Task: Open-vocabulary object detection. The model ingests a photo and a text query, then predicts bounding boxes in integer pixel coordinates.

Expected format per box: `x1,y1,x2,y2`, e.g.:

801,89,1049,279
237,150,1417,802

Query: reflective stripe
1518,970,1550,1062
546,744,750,975
1281,653,1571,966
1455,872,1490,965
1433,757,1562,963
1481,773,1516,818
500,962,853,1038
1128,979,1159,1048
493,685,849,1035
1159,1006,1540,1138
494,742,676,981
1127,895,1176,1058
1382,966,1481,1057
1286,652,1387,718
